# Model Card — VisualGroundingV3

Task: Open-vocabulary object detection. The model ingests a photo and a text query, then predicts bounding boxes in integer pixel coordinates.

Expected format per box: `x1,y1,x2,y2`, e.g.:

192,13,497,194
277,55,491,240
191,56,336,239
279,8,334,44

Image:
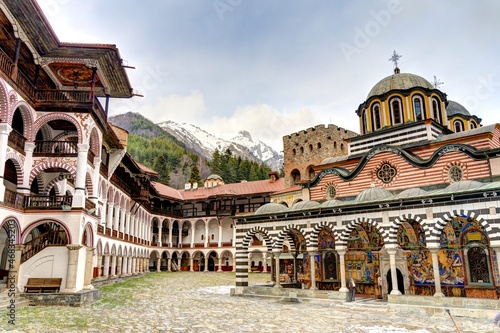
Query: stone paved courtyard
0,272,498,332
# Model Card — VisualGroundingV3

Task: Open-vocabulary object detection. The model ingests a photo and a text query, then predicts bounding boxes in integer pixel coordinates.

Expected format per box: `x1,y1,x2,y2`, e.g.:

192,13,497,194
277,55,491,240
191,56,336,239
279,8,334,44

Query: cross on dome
433,75,444,89
388,50,402,74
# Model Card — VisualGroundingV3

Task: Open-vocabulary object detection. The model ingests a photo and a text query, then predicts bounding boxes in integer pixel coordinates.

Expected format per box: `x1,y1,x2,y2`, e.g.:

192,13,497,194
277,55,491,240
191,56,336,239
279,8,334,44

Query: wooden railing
21,228,67,263
33,140,78,156
2,189,25,208
85,198,96,211
7,129,26,154
24,195,72,209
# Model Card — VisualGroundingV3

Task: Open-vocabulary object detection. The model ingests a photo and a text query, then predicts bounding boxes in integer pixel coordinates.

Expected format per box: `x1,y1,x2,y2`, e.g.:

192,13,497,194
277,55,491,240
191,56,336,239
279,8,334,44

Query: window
309,144,313,151
412,96,423,121
325,184,337,200
467,246,491,283
470,121,477,129
390,98,403,125
362,110,368,134
291,169,301,185
292,149,296,155
300,147,304,154
432,98,441,123
377,162,397,184
448,165,463,183
317,142,321,149
371,103,382,131
454,120,464,133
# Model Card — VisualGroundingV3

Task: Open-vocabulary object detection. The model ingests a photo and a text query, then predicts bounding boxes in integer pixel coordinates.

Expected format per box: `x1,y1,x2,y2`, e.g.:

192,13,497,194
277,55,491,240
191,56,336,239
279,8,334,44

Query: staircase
21,222,67,263
0,278,30,312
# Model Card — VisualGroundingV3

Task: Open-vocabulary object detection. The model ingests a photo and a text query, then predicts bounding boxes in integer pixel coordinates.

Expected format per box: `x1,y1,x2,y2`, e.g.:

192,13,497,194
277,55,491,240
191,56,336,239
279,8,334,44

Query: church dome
355,186,393,202
446,100,470,117
290,200,320,211
367,72,435,99
254,202,288,215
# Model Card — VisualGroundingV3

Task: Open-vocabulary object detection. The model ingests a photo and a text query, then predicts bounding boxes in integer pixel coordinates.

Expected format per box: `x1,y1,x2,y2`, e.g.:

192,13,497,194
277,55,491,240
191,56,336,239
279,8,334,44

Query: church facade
235,63,500,307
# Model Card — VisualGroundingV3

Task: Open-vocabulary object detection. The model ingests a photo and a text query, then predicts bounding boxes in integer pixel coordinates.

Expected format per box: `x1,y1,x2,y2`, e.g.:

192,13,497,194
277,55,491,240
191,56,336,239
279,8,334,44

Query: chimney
184,183,191,190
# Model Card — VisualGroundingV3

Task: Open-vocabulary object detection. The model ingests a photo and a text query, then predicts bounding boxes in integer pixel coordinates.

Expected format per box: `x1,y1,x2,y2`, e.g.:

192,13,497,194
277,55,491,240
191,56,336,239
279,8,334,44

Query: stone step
0,291,31,311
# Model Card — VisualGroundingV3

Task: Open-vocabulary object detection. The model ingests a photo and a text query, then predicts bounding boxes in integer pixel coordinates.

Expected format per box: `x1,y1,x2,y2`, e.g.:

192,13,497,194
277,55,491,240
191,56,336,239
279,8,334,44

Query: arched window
291,169,301,185
300,147,304,154
292,149,296,155
412,95,424,121
390,98,403,125
470,121,477,129
454,120,464,133
432,98,441,123
307,166,315,180
362,109,368,134
371,103,382,131
317,142,321,149
309,144,313,152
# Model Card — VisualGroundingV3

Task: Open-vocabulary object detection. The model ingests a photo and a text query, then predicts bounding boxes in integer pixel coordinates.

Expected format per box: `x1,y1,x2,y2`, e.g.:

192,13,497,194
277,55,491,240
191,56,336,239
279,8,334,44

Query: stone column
429,247,444,297
116,256,123,276
232,224,236,247
204,225,209,247
218,224,222,247
248,253,252,272
387,248,401,295
178,227,182,248
63,245,83,292
71,144,89,208
0,123,12,201
158,225,162,247
106,202,114,231
8,244,23,292
274,252,282,288
167,257,172,271
337,248,348,292
124,212,131,240
217,256,223,272
310,251,316,291
96,255,103,277
262,253,268,273
119,209,126,235
102,254,110,277
125,256,131,275
168,224,173,247
204,256,208,272
157,258,161,272
190,224,195,248
132,257,136,274
190,257,194,272
110,255,117,276
19,142,35,195
232,255,236,272
83,247,95,289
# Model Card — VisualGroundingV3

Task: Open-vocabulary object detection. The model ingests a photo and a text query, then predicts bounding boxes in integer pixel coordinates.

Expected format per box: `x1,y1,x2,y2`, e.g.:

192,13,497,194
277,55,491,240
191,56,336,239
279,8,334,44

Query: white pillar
106,202,114,231
0,123,12,201
429,247,444,297
232,224,236,247
310,251,316,290
204,256,208,272
62,245,83,292
72,143,89,208
337,248,348,292
102,254,110,277
274,252,281,288
19,141,35,195
190,224,195,248
83,246,95,289
119,209,125,235
262,253,268,273
167,257,172,271
158,225,162,247
218,224,222,247
217,256,222,272
124,212,130,240
168,224,173,247
110,255,117,276
178,227,182,248
189,257,194,272
388,248,402,295
116,256,123,276
204,225,209,247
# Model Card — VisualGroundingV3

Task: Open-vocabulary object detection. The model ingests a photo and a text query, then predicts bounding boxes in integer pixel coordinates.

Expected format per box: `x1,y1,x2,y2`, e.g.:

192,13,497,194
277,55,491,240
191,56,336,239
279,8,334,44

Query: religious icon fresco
345,222,383,295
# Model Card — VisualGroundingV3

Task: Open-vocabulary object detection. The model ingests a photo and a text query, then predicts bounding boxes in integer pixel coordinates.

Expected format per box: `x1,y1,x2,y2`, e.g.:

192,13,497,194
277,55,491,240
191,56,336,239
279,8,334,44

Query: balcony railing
33,140,78,156
7,129,26,154
2,190,73,210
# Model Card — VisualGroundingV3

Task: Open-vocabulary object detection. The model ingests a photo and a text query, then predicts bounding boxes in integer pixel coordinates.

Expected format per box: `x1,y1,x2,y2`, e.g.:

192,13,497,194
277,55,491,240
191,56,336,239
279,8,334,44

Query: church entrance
387,268,405,294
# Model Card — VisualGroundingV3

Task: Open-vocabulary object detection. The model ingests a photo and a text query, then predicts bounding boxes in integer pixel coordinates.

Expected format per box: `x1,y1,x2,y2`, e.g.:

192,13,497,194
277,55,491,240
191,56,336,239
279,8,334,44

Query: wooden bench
24,278,62,293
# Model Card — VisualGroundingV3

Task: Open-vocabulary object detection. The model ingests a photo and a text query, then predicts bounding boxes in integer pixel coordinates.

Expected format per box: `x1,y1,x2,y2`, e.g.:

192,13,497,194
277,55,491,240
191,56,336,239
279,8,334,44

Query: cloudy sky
38,0,500,151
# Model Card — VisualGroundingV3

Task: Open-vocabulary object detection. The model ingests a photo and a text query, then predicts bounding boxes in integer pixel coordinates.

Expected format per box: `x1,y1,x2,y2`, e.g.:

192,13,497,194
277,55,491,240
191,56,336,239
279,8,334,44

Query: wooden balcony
1,190,73,210
33,140,78,157
8,129,26,154
131,187,149,202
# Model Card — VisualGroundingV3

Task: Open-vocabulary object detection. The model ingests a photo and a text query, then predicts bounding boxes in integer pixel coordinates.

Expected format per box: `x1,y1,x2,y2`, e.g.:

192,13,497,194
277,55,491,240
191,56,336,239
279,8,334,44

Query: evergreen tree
188,164,203,187
152,154,170,185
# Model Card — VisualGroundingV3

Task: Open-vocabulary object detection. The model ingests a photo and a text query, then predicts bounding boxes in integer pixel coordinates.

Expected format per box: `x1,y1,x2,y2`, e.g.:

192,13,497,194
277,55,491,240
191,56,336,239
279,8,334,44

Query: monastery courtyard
0,273,496,333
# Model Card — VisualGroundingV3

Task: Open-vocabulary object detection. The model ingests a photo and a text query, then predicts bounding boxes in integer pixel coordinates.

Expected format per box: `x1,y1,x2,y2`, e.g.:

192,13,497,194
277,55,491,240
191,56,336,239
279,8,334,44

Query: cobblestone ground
1,272,497,333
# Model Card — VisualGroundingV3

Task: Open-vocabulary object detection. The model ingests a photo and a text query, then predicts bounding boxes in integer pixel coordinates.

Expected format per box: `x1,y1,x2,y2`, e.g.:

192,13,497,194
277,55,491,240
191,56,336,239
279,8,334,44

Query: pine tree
189,164,203,187
152,154,171,185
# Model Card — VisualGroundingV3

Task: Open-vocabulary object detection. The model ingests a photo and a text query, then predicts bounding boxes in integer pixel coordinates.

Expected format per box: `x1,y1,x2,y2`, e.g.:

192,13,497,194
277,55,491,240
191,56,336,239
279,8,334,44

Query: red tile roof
151,178,285,201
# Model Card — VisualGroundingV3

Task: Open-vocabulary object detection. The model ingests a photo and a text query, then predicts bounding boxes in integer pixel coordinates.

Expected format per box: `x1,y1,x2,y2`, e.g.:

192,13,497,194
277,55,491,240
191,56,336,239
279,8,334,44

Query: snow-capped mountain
157,120,283,170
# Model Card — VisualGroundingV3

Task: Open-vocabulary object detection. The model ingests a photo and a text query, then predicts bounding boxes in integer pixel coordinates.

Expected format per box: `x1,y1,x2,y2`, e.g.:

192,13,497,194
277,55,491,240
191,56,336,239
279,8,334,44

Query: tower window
454,120,464,133
372,103,382,131
432,98,441,123
390,98,403,125
413,97,423,121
